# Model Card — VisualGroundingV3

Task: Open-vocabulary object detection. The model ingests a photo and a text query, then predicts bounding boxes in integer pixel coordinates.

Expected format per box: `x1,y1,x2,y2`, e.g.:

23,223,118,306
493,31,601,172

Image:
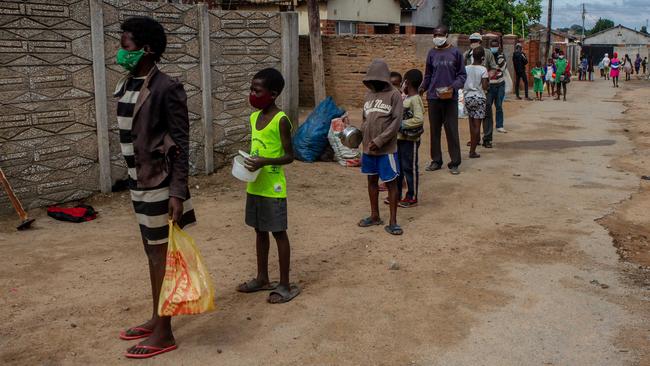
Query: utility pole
544,0,553,60
307,0,326,104
581,3,586,40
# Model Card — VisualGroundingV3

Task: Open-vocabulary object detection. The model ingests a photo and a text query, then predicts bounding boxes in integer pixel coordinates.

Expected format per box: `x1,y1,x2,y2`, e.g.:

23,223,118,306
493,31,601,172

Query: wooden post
307,0,326,104
545,0,553,61
198,4,214,174
90,0,111,193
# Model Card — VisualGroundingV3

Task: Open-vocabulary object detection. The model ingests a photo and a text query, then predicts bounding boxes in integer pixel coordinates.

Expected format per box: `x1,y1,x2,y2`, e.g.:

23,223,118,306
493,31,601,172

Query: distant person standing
545,58,556,97
634,54,641,75
512,44,532,100
588,57,594,81
554,50,570,101
598,58,605,78
483,39,507,148
464,33,496,147
623,54,632,81
602,53,611,80
463,46,489,159
419,25,466,175
610,52,620,87
464,33,497,70
579,56,588,81
531,61,545,101
643,57,647,75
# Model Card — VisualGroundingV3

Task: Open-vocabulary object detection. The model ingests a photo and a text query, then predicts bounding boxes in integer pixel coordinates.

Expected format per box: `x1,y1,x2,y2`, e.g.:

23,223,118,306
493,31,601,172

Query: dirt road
1,79,649,366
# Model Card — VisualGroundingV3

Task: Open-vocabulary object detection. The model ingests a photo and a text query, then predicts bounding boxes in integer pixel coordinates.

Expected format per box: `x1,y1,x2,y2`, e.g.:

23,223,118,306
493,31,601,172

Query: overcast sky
539,0,649,31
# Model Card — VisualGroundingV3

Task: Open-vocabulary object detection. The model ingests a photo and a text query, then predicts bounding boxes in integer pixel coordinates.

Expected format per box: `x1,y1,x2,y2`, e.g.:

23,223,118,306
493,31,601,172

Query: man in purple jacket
419,25,467,175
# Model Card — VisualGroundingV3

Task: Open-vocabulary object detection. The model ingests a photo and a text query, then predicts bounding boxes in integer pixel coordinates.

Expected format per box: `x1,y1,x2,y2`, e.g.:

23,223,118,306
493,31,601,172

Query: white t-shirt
603,57,610,67
464,65,488,99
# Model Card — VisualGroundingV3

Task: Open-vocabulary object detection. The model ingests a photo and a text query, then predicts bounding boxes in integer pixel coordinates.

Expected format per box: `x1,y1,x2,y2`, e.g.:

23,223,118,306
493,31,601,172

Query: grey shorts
245,194,288,233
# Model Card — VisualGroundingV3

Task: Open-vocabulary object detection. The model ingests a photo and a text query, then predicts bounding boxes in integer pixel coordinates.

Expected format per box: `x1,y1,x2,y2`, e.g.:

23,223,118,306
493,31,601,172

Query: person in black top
512,44,532,100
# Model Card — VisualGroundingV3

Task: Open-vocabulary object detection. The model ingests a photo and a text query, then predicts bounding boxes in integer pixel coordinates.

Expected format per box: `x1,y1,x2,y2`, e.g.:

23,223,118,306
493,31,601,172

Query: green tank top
246,110,291,198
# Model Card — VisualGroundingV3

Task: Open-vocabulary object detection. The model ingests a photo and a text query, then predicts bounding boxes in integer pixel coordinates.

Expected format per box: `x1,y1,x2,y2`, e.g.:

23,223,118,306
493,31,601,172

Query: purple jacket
421,45,467,100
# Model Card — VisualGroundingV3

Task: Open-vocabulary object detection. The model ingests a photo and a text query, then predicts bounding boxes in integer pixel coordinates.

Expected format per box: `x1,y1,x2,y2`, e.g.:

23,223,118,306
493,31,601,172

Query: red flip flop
125,344,178,359
119,327,153,341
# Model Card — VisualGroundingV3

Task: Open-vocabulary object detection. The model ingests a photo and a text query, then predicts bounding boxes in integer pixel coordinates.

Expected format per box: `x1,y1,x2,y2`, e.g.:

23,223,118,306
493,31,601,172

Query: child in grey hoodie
358,59,404,236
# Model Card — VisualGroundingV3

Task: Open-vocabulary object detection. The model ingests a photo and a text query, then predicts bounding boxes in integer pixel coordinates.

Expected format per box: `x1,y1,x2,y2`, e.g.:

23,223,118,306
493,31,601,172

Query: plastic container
232,155,260,182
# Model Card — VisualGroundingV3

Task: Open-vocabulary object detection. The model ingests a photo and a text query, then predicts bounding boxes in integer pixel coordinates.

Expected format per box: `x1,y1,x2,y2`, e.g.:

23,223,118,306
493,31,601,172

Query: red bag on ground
47,205,97,223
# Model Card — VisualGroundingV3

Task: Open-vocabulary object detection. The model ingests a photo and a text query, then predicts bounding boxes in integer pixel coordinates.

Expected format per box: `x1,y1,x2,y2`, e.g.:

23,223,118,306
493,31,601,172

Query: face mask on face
116,48,145,73
433,36,447,47
249,91,274,110
490,47,499,54
470,42,480,49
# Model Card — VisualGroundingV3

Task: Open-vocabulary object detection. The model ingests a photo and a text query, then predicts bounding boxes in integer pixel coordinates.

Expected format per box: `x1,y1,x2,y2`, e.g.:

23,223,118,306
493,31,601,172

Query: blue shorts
361,153,400,182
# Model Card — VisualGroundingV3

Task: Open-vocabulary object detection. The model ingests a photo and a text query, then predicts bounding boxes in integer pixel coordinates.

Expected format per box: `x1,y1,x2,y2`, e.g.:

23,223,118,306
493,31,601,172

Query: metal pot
339,126,363,149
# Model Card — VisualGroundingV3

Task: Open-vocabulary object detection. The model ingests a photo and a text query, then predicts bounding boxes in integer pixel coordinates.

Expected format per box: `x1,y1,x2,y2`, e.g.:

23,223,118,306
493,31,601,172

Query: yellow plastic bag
158,221,215,316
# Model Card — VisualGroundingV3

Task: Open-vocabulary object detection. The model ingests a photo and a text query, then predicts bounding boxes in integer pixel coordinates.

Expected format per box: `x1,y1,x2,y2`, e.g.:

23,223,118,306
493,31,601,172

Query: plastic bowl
232,155,260,182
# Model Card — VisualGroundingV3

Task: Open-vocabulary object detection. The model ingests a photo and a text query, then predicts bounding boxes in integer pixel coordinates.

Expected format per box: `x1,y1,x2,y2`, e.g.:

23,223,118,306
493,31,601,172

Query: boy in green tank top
237,68,300,304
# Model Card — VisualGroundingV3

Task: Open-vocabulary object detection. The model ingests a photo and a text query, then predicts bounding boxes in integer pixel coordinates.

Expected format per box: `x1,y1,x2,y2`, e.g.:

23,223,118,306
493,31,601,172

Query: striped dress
116,76,196,245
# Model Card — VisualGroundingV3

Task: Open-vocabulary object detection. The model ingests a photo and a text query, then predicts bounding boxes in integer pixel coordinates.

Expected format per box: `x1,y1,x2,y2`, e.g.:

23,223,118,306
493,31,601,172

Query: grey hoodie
361,59,403,155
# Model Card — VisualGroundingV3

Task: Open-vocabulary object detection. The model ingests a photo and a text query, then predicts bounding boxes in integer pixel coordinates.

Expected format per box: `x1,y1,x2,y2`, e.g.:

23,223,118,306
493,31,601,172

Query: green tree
588,18,615,35
443,0,542,36
641,25,648,34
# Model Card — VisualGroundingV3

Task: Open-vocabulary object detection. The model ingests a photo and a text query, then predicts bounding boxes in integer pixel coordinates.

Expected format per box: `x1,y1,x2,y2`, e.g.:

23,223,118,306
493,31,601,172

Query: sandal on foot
268,284,301,304
125,344,178,359
358,217,384,227
237,279,279,293
119,327,153,341
385,224,403,235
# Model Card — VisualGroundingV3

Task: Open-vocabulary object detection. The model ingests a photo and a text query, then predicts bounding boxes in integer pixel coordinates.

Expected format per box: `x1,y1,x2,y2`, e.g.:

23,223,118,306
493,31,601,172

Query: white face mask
433,36,447,47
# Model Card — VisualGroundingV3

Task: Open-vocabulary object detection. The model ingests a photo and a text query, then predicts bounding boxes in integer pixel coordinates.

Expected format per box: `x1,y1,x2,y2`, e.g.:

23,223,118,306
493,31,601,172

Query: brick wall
299,35,428,108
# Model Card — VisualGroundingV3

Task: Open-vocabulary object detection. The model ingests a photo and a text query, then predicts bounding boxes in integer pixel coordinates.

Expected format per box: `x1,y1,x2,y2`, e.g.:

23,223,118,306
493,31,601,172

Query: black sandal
268,284,301,304
237,279,279,293
358,217,384,227
385,224,403,235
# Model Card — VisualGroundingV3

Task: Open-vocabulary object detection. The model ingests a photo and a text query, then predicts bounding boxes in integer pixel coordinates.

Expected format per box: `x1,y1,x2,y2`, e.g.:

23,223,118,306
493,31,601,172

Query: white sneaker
497,127,508,133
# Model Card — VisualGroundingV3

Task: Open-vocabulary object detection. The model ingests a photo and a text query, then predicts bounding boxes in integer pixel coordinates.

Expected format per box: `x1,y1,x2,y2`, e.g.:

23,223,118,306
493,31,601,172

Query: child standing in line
396,69,424,208
532,60,545,101
545,58,556,98
378,70,404,194
463,46,489,159
237,68,300,304
390,71,403,89
359,59,404,236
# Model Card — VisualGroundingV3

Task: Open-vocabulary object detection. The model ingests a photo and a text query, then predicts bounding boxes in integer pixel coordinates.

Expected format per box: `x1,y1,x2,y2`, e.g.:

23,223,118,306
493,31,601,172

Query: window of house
336,21,356,35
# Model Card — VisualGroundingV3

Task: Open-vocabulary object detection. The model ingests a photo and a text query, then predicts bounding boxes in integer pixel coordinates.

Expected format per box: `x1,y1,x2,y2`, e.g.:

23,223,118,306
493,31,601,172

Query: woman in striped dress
114,17,196,359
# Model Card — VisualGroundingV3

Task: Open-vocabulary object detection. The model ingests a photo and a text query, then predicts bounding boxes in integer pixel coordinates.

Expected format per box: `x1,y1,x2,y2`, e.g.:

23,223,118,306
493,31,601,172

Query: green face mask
116,48,145,72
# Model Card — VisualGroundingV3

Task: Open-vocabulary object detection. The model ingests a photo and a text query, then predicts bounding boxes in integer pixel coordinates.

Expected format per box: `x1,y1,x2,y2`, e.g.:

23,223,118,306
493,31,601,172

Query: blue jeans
484,82,505,142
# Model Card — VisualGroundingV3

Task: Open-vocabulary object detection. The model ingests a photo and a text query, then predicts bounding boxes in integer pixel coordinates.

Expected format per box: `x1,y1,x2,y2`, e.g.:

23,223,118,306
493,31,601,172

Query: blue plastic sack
293,97,345,162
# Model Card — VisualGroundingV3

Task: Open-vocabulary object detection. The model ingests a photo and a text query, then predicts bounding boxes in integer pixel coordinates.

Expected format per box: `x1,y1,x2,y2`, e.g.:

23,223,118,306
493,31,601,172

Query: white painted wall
296,3,327,35
408,0,443,28
584,26,650,46
326,0,401,24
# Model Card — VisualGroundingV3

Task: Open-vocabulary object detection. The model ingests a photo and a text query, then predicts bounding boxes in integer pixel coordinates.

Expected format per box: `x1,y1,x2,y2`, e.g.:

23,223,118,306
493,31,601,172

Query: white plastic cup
232,155,260,182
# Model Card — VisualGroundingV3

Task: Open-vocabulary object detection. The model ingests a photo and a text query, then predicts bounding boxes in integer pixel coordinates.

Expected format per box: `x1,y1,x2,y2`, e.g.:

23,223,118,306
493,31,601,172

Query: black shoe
516,96,522,100
483,141,493,148
426,161,442,171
